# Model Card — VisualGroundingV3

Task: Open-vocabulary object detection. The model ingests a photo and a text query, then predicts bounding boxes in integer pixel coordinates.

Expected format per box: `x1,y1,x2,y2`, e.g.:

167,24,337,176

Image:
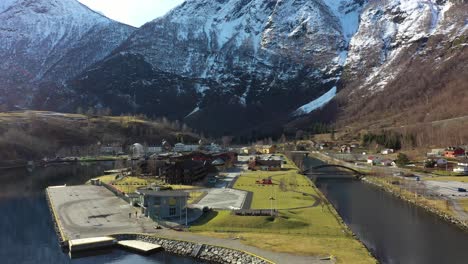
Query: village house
435,158,448,167
136,189,188,221
162,159,208,185
340,145,352,153
147,146,163,154
367,156,381,165
444,147,465,158
381,149,394,155
248,157,282,171
240,146,254,155
380,159,395,166
453,166,468,175
100,145,123,155
458,159,468,167
255,145,276,154
173,143,200,153
427,148,445,157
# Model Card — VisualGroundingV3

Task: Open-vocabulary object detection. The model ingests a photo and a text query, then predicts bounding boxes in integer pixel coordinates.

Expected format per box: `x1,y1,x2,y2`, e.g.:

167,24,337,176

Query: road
192,165,248,210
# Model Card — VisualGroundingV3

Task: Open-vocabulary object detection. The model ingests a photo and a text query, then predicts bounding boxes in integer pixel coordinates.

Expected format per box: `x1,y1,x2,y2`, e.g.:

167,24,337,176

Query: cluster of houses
426,147,467,175
248,155,284,171
367,156,396,167
138,151,238,185
240,145,276,155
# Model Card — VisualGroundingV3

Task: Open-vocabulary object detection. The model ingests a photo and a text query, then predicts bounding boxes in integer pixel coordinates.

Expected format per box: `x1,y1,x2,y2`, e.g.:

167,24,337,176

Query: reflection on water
306,157,468,264
0,162,203,264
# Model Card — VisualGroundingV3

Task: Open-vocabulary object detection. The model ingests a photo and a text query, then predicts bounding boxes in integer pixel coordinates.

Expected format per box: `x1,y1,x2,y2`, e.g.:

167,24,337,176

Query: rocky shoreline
362,177,468,231
113,234,272,264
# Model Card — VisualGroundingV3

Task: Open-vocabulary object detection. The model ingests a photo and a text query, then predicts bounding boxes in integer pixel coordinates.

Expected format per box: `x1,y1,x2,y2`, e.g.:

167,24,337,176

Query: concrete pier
117,240,163,254
46,185,157,240
68,237,116,252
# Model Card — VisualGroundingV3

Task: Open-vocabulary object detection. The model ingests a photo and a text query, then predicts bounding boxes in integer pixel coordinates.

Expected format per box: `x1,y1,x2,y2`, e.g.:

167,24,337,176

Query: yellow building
255,145,276,154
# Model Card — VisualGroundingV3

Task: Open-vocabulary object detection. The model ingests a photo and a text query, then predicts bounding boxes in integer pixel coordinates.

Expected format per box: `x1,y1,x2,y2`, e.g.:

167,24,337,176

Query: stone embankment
113,234,272,264
362,177,468,231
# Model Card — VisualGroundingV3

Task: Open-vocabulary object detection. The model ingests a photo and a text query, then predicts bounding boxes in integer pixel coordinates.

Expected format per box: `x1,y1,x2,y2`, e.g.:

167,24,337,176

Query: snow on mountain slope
336,0,467,128
65,0,367,134
344,0,462,94
293,86,337,116
120,0,363,89
0,0,134,106
0,0,18,13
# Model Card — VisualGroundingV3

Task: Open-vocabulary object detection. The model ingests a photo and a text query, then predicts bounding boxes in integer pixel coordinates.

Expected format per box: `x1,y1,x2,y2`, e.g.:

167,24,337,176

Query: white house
458,159,468,167
207,143,222,153
453,166,468,175
173,143,199,152
130,143,145,158
147,146,163,154
381,149,394,155
173,143,186,152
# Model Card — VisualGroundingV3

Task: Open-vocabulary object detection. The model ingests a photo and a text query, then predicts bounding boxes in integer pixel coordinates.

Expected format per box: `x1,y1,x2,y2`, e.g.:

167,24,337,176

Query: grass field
459,199,468,213
94,175,202,203
423,176,468,183
190,154,375,263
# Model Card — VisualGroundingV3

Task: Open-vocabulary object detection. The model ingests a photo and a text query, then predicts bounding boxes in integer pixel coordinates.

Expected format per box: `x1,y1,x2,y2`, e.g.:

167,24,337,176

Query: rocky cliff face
0,0,134,107
337,0,467,128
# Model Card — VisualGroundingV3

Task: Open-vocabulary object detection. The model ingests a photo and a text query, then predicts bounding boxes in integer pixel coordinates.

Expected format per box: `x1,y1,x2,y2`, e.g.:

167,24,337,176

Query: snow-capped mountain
0,0,134,106
69,0,365,134
1,0,465,136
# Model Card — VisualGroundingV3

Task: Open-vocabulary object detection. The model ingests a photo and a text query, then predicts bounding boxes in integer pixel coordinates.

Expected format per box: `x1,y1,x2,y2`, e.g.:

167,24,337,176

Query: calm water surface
306,157,468,264
0,162,203,264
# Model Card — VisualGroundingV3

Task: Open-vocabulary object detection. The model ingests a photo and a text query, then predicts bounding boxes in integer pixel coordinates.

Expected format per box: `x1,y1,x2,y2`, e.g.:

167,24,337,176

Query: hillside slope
338,0,467,127
0,111,198,160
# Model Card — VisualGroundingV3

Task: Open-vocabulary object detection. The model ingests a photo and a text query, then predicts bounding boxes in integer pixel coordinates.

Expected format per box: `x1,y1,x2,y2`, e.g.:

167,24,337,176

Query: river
0,162,203,264
305,157,468,264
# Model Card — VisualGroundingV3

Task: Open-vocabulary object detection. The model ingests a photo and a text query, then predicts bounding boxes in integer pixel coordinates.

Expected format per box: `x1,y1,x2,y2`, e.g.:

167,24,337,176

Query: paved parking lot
47,185,157,240
193,165,249,210
424,181,468,198
192,188,247,210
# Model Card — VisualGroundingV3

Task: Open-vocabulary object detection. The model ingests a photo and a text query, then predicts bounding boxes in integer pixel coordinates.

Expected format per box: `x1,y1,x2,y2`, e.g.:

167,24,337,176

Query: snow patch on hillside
0,0,17,13
293,86,337,116
322,0,362,43
185,107,200,118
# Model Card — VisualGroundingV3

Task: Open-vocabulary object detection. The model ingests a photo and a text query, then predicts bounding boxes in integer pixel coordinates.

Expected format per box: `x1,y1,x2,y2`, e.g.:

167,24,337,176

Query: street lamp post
185,194,188,226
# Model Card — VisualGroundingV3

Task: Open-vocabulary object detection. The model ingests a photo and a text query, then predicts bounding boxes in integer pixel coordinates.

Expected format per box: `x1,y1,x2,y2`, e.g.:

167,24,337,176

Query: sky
78,0,185,27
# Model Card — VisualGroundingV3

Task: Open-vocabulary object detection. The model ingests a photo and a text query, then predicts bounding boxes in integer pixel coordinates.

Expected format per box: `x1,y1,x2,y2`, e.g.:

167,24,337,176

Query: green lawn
190,154,375,263
95,175,199,193
234,170,316,209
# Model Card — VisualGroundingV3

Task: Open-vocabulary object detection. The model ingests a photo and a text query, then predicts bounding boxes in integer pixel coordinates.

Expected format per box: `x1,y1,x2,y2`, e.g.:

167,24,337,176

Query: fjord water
306,157,468,264
0,162,202,264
